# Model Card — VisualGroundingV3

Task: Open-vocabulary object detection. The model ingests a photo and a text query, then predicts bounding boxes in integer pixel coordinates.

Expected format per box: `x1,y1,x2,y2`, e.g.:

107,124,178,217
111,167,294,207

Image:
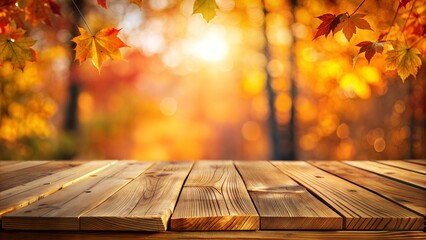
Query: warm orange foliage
72,27,127,71
0,25,36,70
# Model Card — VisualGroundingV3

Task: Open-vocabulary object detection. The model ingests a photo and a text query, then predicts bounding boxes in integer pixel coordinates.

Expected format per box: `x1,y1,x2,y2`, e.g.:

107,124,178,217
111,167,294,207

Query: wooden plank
378,161,426,175
2,161,152,230
405,159,426,166
345,161,426,189
234,161,342,230
1,230,426,240
0,161,48,173
0,161,19,166
272,161,423,230
0,161,83,192
171,161,259,231
310,161,426,216
81,161,192,231
0,160,115,220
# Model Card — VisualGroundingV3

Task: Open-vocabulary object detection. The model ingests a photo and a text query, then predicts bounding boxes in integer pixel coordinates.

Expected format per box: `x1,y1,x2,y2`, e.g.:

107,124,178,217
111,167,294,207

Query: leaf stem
384,4,401,40
350,0,366,16
71,0,93,35
401,0,416,33
409,36,424,49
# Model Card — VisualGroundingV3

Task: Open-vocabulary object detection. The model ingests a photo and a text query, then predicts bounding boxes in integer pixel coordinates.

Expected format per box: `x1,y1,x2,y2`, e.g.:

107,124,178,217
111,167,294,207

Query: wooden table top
0,160,425,239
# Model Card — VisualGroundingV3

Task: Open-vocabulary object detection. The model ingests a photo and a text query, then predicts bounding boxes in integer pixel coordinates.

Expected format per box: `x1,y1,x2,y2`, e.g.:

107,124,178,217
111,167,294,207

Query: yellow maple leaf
72,27,128,71
0,28,36,70
386,41,422,81
193,0,218,22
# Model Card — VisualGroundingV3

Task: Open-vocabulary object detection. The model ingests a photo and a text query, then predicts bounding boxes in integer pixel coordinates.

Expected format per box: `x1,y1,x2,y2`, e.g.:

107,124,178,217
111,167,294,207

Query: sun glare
195,27,229,62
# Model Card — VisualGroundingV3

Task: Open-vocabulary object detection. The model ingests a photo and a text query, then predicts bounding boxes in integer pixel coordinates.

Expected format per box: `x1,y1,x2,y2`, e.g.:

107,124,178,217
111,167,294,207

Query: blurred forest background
0,0,425,160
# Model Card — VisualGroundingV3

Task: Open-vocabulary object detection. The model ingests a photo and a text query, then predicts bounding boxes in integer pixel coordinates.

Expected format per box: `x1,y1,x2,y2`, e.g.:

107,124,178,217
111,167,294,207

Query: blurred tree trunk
263,0,298,160
63,0,83,159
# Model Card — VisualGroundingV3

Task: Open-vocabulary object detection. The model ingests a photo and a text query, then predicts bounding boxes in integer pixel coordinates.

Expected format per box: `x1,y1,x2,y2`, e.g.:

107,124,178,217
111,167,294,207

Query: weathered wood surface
272,161,424,230
2,161,151,230
171,161,258,231
377,160,426,175
0,161,48,173
0,160,425,236
0,161,115,221
309,161,426,216
406,159,426,166
346,161,426,189
81,162,192,231
0,161,82,192
1,230,425,240
234,161,342,230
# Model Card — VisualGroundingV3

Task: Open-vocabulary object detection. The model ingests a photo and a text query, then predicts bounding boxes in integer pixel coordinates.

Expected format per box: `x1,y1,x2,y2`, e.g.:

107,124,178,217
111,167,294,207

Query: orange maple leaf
129,0,143,7
355,41,386,63
386,41,422,81
333,13,372,41
72,27,128,71
0,27,36,70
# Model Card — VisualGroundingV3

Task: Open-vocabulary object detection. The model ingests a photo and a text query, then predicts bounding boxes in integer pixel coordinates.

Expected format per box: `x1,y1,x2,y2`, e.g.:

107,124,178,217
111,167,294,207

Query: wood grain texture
1,230,425,240
0,161,82,192
171,161,259,231
80,161,192,231
2,161,152,230
0,161,48,173
345,161,426,189
0,161,18,166
378,161,426,175
309,161,426,216
272,161,423,230
234,161,342,230
0,160,115,220
406,159,426,166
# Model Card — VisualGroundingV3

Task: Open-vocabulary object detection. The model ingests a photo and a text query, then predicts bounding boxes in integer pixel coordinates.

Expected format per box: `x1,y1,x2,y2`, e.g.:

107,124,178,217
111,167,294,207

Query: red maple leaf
0,0,25,33
25,0,61,26
356,41,386,63
399,0,413,8
97,0,108,9
313,13,343,40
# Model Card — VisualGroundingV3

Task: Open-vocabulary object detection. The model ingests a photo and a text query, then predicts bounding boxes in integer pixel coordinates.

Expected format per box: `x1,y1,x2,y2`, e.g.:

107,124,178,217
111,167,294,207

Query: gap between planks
2,161,153,230
80,161,193,231
0,160,116,222
171,161,259,231
272,161,424,230
345,161,426,189
234,161,342,230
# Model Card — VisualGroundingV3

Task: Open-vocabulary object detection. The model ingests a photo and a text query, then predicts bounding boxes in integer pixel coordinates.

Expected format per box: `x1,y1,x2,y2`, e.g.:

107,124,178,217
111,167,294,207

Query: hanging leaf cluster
314,0,425,81
0,0,61,69
0,0,220,71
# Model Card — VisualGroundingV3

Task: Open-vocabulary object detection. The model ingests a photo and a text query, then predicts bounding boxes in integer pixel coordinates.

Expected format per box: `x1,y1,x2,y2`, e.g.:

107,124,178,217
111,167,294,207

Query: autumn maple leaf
97,0,107,9
333,13,372,41
0,0,25,33
25,0,61,26
72,27,128,71
193,0,218,22
386,41,422,81
129,0,143,7
355,41,386,63
399,0,413,8
0,27,36,70
313,13,342,40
